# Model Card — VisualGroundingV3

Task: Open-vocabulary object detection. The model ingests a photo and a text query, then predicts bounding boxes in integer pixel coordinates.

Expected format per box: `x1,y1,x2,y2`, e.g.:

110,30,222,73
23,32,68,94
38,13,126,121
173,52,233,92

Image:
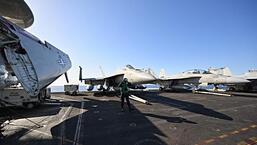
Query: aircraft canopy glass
183,69,211,74
125,65,135,69
125,65,147,72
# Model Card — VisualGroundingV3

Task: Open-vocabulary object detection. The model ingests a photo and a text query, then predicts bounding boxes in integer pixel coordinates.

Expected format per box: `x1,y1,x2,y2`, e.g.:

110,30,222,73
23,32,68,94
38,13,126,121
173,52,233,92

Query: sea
50,84,160,93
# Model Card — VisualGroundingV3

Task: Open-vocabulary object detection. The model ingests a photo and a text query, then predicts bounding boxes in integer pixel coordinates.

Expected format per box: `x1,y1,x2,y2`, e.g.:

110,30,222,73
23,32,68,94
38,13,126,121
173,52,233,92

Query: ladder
4,46,39,96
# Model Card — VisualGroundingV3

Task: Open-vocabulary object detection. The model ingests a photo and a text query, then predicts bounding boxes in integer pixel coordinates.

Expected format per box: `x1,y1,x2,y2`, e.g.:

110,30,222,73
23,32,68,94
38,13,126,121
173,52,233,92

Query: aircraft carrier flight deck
1,92,257,145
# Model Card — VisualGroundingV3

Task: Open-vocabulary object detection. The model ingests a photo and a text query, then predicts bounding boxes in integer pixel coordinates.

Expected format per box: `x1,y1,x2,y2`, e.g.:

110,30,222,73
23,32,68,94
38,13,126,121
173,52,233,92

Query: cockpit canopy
249,69,257,73
125,65,135,69
124,65,149,73
182,69,211,74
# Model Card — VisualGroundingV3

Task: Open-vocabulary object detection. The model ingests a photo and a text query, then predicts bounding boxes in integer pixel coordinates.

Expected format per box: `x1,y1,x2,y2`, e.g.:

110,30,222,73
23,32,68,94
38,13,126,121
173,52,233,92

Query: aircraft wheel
24,102,35,109
72,91,77,96
159,87,165,91
229,87,236,91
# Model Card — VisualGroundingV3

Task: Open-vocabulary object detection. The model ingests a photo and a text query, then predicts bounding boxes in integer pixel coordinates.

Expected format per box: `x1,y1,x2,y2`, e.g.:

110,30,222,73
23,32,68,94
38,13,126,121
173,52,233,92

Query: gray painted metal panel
0,0,34,28
0,16,71,96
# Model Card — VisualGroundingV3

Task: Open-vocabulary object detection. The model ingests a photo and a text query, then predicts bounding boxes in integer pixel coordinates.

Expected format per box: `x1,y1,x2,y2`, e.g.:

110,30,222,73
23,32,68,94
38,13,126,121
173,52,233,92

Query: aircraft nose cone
141,74,156,83
226,77,250,84
145,74,156,81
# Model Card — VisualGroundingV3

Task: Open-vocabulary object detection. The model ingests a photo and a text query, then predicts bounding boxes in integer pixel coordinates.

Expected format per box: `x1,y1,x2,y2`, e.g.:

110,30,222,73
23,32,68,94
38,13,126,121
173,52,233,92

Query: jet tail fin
159,69,166,78
79,66,82,82
146,68,157,78
208,67,232,76
99,65,106,77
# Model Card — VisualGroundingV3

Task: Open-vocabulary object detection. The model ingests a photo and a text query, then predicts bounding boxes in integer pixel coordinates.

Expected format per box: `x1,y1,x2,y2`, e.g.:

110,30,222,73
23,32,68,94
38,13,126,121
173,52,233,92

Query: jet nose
146,74,157,81
141,73,157,83
226,77,250,84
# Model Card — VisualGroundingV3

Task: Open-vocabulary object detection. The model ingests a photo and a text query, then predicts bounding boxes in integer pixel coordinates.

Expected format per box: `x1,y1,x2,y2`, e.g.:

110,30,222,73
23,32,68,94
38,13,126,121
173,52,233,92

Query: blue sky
25,0,257,85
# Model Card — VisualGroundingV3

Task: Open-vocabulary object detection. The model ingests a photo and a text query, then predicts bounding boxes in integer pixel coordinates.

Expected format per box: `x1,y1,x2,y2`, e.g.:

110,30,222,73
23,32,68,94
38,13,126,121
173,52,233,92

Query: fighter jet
79,65,157,91
209,67,257,91
208,67,232,76
0,1,71,96
158,69,250,91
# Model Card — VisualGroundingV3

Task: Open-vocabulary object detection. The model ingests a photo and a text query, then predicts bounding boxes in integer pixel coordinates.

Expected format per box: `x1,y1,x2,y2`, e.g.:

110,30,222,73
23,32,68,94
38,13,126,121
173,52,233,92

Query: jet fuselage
117,66,157,85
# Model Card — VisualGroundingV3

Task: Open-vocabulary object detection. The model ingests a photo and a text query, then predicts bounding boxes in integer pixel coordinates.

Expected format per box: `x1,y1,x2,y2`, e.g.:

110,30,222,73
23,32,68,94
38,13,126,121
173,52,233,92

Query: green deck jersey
120,82,129,94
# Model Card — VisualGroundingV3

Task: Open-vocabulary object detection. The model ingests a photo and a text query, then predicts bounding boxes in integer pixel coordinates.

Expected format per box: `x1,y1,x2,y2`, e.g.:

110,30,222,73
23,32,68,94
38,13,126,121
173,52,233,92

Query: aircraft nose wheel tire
229,87,236,91
24,103,35,109
159,87,165,91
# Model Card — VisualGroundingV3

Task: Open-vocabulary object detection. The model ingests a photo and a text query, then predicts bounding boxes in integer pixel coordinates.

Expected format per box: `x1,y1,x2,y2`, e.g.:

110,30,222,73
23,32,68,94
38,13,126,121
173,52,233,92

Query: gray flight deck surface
1,92,257,145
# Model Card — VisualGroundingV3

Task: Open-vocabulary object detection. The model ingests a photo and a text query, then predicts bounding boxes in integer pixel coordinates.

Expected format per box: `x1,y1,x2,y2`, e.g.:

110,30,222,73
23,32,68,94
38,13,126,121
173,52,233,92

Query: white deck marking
59,105,73,145
73,102,85,145
60,106,73,122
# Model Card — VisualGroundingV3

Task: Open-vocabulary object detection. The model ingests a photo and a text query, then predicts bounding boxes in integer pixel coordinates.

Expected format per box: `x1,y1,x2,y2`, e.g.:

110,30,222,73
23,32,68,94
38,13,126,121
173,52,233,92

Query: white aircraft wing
82,74,124,87
156,76,202,86
245,76,257,80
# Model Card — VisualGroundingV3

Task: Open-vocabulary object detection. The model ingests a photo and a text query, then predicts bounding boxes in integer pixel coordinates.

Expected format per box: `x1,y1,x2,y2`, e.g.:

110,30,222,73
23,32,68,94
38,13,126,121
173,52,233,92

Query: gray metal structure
0,0,34,28
0,16,71,96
